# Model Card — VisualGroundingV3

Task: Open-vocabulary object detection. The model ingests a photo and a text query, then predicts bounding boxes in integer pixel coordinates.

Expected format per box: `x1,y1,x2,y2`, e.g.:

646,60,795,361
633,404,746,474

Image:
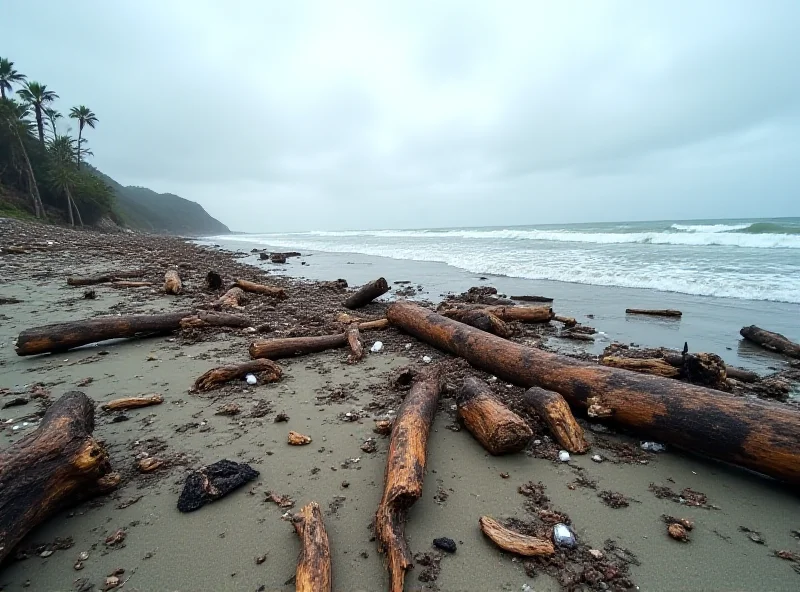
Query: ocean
216,218,800,304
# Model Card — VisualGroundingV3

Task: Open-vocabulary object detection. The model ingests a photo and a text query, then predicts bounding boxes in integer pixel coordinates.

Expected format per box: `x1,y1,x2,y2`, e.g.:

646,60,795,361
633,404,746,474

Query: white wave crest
670,223,751,233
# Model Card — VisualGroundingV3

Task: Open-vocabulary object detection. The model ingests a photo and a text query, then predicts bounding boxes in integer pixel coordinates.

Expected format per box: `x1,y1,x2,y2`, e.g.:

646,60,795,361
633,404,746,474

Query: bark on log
16,311,249,356
233,279,287,300
479,516,554,556
457,377,532,454
625,308,682,317
249,321,388,360
214,287,246,308
601,356,680,378
740,325,800,359
66,270,145,286
386,302,800,485
292,501,332,592
0,392,118,563
441,309,512,338
178,311,250,329
193,359,283,392
345,324,364,364
375,367,443,592
443,303,554,323
523,387,588,454
343,277,390,309
164,269,182,295
101,394,164,411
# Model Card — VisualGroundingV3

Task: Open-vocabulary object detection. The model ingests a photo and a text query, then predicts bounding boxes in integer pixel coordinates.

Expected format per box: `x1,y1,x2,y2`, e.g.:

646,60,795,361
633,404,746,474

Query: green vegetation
0,56,229,234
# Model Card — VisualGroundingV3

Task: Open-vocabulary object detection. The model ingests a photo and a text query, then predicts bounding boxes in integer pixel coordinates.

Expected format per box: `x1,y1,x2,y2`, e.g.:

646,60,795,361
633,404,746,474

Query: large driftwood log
292,501,332,592
233,279,287,299
625,308,682,317
386,302,800,485
443,303,553,323
457,377,532,454
101,394,164,411
523,387,588,454
193,359,283,391
441,309,512,338
214,287,246,308
375,367,443,592
345,324,364,363
343,277,389,309
15,310,249,356
66,270,145,286
479,516,554,556
249,321,387,360
0,392,119,563
740,325,800,359
164,269,182,295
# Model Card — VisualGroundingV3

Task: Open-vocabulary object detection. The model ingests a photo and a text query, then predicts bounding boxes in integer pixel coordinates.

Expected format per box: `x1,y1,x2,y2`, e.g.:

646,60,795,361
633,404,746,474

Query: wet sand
1,220,799,592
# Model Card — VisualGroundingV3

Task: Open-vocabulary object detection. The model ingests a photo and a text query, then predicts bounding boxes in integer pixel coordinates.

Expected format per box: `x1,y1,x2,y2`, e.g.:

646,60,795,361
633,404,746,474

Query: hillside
88,167,230,235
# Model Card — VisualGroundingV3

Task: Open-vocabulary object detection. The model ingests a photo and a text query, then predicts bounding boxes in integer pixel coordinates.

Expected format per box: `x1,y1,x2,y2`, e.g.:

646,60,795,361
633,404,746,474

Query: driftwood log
214,287,246,308
375,367,443,592
233,279,287,299
523,387,588,453
66,270,145,286
625,308,682,317
101,394,164,411
343,277,389,309
603,352,728,390
440,309,512,338
249,321,388,360
193,359,283,392
386,302,800,485
511,295,553,303
0,392,119,563
553,315,577,328
292,501,332,592
457,377,532,454
726,366,760,383
345,324,364,363
740,325,800,359
164,269,182,295
479,516,554,556
601,356,680,378
15,310,249,356
336,313,390,331
442,303,553,323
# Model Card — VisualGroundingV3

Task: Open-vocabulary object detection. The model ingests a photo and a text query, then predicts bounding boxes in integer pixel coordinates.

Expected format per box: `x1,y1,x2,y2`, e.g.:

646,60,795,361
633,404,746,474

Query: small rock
558,450,571,462
433,537,457,553
104,529,127,547
74,561,84,571
553,523,577,548
499,472,510,479
78,551,90,561
341,481,350,488
641,441,667,453
591,454,603,463
245,373,257,385
137,457,164,473
255,554,267,565
360,438,377,453
667,523,690,542
373,419,392,435
370,341,383,353
422,356,432,363
103,576,120,591
589,549,604,559
288,431,312,446
533,439,542,446
39,549,53,558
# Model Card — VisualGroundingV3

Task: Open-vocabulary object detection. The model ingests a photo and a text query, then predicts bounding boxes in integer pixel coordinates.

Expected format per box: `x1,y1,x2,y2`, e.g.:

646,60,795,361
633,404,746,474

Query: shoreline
1,218,799,592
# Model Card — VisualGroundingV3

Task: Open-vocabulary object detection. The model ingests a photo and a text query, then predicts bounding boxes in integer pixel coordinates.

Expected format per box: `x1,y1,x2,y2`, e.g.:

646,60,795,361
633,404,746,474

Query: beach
1,218,799,592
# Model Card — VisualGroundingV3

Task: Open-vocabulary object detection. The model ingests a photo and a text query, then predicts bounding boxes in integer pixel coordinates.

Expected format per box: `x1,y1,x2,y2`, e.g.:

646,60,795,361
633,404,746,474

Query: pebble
432,537,457,553
78,551,90,561
558,450,571,462
422,356,432,363
589,549,604,559
591,454,603,463
245,373,257,385
370,341,384,353
39,549,53,558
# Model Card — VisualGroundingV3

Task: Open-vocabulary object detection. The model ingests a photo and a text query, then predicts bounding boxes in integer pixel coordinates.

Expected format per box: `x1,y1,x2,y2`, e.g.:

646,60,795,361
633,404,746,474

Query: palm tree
44,107,62,140
47,134,83,226
0,98,45,217
0,58,26,100
69,105,97,169
17,81,58,144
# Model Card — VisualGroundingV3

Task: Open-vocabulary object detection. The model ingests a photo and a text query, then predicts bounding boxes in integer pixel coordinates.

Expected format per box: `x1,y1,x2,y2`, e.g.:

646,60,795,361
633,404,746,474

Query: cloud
5,0,800,231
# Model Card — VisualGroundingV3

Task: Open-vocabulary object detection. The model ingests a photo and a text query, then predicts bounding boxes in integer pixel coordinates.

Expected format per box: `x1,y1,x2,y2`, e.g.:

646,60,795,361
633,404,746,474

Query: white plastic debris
641,441,666,453
422,355,432,363
12,425,20,431
558,450,571,462
405,343,412,350
591,454,603,463
245,373,257,385
553,523,577,548
371,341,384,353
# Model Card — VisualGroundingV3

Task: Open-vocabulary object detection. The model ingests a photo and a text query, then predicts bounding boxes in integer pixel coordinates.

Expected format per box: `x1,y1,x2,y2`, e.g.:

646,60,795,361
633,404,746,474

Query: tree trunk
15,128,43,218
35,105,44,144
625,308,682,317
214,287,245,308
77,125,83,170
67,270,146,286
457,377,532,454
375,366,443,592
740,325,800,359
164,269,182,295
193,359,283,392
249,322,388,360
292,502,332,592
343,277,389,309
479,516,554,556
345,323,364,363
101,394,164,411
69,192,84,227
386,302,800,485
15,310,249,356
233,279,287,299
441,309,512,338
0,391,119,563
522,387,588,454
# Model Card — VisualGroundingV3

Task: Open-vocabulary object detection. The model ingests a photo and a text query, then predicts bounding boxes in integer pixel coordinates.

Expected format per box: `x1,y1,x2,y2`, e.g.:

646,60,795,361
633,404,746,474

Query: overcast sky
6,1,800,232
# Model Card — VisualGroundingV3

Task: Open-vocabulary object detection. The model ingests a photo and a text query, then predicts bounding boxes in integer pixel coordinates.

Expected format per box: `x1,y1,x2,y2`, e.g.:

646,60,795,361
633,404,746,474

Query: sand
1,219,799,592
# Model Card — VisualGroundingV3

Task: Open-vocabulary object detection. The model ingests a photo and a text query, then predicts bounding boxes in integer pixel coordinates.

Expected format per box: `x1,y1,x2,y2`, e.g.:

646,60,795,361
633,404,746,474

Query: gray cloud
6,0,800,231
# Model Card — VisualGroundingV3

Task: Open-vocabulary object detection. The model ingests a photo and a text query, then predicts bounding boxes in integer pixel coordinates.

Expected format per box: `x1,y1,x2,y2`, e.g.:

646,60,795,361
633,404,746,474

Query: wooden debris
137,458,164,473
625,308,682,317
442,303,553,323
288,431,312,446
478,516,555,556
386,302,800,485
164,269,182,294
110,281,152,288
375,366,443,592
249,321,388,360
511,295,553,303
725,366,760,383
15,310,249,356
343,277,390,309
0,392,118,563
553,315,577,327
667,523,690,542
292,502,332,592
523,386,588,454
101,394,164,411
345,323,364,363
601,356,680,378
740,325,800,359
441,309,512,338
193,359,282,392
457,377,532,454
66,270,145,286
233,278,287,299
214,286,246,309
